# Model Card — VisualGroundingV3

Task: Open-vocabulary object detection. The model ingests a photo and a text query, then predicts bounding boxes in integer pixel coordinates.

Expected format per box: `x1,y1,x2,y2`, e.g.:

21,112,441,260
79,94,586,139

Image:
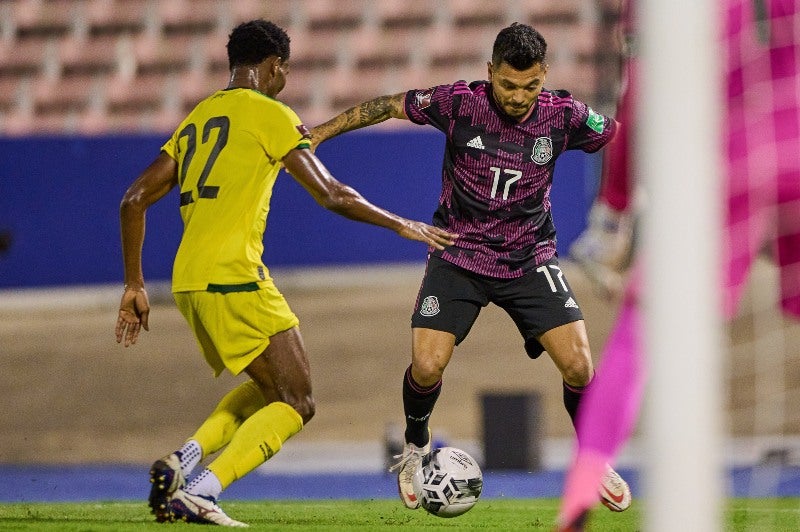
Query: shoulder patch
586,108,605,133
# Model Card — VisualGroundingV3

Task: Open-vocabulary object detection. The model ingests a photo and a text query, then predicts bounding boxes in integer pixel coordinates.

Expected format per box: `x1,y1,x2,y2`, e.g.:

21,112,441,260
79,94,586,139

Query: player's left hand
398,221,458,250
115,287,150,347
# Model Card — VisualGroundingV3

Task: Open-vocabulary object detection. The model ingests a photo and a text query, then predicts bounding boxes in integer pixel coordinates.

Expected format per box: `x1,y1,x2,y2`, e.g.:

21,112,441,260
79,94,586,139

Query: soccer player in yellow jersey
115,19,456,527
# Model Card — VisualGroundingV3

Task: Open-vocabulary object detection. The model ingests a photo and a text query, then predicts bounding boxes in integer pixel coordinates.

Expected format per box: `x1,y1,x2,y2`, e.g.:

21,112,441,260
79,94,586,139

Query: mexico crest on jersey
531,136,553,165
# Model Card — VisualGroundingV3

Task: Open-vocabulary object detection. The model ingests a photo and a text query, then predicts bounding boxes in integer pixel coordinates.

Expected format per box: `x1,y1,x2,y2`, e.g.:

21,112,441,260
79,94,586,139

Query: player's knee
560,356,593,387
412,357,446,386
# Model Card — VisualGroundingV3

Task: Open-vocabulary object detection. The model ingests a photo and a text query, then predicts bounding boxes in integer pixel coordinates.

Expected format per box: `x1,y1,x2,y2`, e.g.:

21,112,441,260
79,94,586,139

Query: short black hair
491,22,547,70
227,19,290,69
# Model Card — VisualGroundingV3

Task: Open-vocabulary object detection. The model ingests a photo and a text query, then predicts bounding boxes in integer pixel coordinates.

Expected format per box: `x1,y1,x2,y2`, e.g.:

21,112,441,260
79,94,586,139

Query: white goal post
639,0,724,530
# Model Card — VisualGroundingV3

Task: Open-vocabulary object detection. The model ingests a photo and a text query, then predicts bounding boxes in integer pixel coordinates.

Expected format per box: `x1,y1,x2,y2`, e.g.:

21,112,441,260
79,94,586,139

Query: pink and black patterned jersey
404,80,618,278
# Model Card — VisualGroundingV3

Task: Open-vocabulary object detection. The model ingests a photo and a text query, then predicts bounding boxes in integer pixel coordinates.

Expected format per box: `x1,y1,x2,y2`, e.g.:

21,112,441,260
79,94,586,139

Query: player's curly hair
227,19,290,69
492,22,547,70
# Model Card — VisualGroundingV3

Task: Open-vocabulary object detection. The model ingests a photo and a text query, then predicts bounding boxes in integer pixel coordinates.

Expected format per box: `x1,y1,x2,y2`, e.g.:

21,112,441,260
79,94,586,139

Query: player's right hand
398,221,458,250
115,287,150,347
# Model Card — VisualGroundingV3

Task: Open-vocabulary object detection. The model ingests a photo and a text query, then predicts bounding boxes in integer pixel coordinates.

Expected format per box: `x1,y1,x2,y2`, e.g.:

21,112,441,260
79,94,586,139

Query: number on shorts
536,264,568,292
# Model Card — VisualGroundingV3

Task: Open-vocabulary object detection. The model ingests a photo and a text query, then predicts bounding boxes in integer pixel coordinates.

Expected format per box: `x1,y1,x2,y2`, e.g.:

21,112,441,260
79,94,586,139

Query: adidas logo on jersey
466,136,485,150
564,297,579,309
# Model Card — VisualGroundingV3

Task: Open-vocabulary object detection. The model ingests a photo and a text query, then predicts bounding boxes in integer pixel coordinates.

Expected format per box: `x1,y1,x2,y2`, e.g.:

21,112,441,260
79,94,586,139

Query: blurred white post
638,0,724,531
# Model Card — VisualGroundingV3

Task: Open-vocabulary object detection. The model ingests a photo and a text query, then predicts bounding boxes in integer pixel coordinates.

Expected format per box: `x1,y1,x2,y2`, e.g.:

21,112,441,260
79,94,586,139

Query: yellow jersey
161,88,311,292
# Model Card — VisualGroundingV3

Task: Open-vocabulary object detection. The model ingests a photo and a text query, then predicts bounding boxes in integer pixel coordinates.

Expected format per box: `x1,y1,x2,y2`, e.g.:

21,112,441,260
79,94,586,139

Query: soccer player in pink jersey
311,22,632,514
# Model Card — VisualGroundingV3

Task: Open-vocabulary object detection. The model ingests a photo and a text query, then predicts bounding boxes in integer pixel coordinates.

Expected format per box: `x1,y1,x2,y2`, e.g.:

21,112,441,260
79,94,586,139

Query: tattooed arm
310,93,407,148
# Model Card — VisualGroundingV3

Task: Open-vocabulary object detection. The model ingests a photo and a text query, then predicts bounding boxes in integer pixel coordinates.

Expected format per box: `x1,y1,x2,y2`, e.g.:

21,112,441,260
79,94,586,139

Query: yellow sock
191,380,266,457
208,401,303,489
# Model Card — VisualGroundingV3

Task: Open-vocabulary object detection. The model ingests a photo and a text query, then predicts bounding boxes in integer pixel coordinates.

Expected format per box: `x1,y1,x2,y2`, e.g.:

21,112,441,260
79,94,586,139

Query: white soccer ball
411,446,483,518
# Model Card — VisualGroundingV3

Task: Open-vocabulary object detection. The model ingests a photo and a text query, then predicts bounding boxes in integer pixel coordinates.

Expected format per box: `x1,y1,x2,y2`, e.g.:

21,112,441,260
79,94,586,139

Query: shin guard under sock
563,380,591,426
402,365,441,447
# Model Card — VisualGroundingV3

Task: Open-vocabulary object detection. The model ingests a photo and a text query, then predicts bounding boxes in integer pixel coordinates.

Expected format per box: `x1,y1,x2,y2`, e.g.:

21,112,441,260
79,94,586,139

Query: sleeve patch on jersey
414,88,434,109
586,108,605,133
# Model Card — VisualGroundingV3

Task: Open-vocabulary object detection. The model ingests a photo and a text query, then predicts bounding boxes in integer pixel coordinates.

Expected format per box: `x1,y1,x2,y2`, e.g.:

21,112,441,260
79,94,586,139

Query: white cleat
169,489,249,527
599,465,632,512
389,436,431,509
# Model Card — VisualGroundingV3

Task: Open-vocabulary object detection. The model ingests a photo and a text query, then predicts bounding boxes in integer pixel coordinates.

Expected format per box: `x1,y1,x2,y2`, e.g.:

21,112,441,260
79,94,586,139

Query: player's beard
492,91,532,119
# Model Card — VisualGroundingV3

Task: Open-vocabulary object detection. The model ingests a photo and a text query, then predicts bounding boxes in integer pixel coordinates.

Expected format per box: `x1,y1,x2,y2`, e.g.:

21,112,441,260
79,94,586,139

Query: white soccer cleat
148,453,185,522
389,436,431,509
599,465,632,512
169,489,249,527
569,202,634,298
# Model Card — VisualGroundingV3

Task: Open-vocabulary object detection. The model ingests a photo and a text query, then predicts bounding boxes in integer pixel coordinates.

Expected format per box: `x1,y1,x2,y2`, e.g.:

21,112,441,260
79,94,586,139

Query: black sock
402,365,441,447
563,380,590,426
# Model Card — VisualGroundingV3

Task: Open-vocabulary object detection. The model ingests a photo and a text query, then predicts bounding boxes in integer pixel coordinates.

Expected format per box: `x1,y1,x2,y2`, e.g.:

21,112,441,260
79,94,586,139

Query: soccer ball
411,446,483,518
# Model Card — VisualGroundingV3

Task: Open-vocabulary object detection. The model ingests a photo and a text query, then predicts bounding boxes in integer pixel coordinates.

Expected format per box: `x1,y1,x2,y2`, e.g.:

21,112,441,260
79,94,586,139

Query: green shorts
174,281,299,377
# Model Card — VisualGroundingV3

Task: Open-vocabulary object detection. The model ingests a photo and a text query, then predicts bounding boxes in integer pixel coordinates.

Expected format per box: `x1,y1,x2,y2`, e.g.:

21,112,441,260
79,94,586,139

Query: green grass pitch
2,498,800,531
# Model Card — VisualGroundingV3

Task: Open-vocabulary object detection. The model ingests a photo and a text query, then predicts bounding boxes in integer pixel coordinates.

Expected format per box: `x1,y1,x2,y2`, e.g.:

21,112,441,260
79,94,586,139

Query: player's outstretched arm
116,152,178,347
283,147,456,250
309,92,407,148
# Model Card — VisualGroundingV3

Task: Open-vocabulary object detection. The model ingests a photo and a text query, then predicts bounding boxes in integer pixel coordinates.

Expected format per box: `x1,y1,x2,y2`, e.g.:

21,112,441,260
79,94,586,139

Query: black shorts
411,254,584,359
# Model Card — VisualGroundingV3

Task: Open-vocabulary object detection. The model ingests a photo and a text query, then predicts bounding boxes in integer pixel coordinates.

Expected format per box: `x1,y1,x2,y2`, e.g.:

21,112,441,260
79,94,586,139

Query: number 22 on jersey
177,116,230,206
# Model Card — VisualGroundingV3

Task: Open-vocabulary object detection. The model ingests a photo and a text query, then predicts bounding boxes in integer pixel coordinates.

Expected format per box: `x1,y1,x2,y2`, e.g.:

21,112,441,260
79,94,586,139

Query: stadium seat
12,0,75,38
382,62,435,94
31,73,96,116
445,0,508,29
156,0,218,35
84,0,149,37
349,26,418,72
425,25,495,72
105,72,171,115
58,34,120,77
424,62,482,87
287,29,339,72
521,0,585,25
178,67,231,113
0,36,52,78
303,0,365,32
0,77,25,115
279,65,319,114
230,0,274,23
100,106,178,134
327,64,381,112
374,0,438,30
133,33,199,76
74,107,110,135
546,60,599,102
29,111,82,134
